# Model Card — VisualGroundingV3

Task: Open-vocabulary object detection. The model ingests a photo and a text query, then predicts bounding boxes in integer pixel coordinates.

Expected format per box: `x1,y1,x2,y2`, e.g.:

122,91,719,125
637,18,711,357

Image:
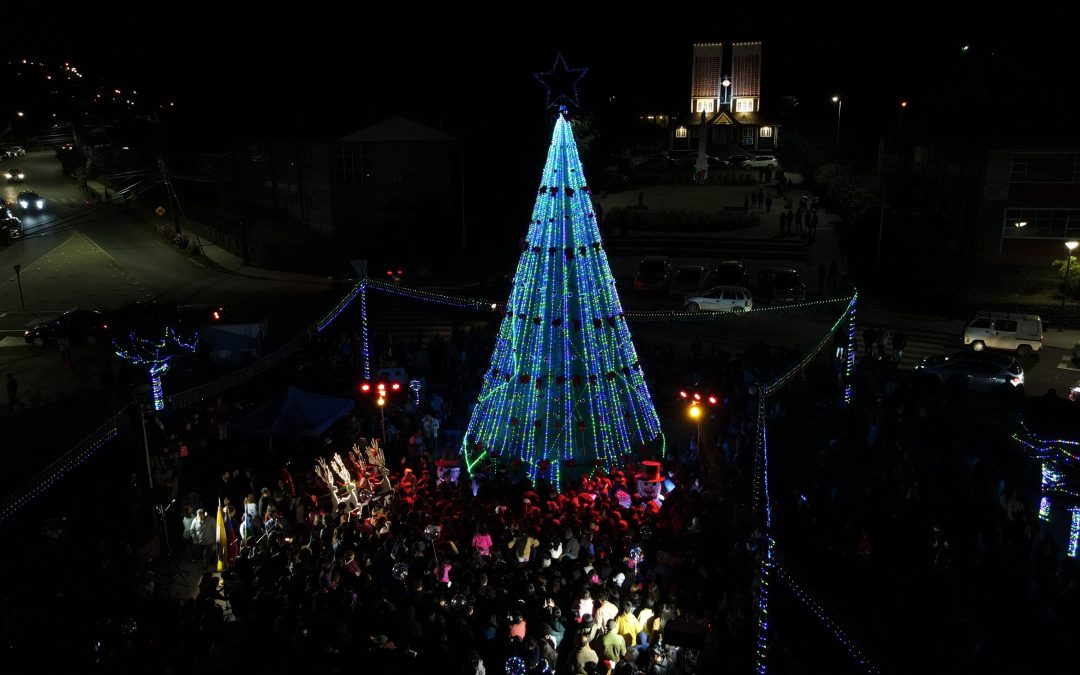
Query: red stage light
391,382,401,391
707,395,718,405
360,383,371,392
692,393,701,401
679,390,688,398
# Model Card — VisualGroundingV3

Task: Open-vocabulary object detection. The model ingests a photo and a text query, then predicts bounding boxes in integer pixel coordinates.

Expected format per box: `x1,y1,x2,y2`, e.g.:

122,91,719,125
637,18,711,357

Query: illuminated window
675,127,687,139
695,99,715,113
735,98,755,113
742,127,755,145
759,126,773,138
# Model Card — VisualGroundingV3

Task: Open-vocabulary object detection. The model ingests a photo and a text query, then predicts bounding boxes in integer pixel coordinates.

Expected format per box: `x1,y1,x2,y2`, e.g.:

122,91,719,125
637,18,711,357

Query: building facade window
335,145,367,184
675,127,688,139
742,127,755,145
695,99,715,113
759,126,773,138
1002,207,1080,237
1010,152,1080,183
735,98,755,113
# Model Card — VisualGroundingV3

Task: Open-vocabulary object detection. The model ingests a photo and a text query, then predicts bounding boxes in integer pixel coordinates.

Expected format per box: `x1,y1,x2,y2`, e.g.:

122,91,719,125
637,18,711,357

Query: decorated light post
114,327,198,411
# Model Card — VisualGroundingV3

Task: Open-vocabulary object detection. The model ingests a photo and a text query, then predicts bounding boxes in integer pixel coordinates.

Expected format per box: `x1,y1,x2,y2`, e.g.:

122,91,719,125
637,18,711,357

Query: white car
742,155,779,169
685,286,753,313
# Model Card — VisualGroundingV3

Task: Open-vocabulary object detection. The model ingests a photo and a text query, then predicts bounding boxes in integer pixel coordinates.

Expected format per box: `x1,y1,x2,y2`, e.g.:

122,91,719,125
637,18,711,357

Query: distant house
671,42,779,155
234,117,460,252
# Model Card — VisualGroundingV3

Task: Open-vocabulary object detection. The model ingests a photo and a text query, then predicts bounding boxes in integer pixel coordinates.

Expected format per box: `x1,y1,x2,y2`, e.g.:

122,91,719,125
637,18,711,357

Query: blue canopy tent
230,386,355,439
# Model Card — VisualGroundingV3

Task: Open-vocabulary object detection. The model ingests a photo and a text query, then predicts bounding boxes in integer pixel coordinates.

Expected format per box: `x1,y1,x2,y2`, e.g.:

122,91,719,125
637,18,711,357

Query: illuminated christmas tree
462,110,661,484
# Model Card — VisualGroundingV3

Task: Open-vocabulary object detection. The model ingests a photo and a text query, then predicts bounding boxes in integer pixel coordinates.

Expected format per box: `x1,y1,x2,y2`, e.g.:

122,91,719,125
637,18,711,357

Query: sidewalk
81,176,330,287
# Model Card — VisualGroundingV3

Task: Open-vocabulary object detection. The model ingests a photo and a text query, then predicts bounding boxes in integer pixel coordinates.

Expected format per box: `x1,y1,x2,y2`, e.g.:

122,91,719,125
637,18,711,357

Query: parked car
741,155,779,170
5,167,25,182
669,265,715,297
685,286,753,313
634,257,672,292
24,309,110,347
17,191,44,212
915,351,1024,395
757,266,806,303
962,312,1043,357
1,214,23,241
712,260,749,287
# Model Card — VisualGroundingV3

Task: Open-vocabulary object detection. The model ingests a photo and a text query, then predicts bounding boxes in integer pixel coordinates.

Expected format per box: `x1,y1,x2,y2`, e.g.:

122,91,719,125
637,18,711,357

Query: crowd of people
1,297,1076,674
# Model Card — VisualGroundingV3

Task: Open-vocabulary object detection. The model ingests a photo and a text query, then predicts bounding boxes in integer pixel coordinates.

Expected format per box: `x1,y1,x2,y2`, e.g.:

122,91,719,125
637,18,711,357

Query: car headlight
18,200,28,208
3,173,10,179
35,200,44,209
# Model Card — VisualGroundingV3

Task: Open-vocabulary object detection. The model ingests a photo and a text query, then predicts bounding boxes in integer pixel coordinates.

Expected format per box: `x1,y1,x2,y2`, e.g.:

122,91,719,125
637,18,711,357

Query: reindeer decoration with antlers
315,456,358,514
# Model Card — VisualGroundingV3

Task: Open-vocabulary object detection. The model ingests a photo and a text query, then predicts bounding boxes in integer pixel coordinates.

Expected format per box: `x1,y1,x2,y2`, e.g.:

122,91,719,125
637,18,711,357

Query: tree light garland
460,111,661,483
1069,508,1080,559
114,327,198,411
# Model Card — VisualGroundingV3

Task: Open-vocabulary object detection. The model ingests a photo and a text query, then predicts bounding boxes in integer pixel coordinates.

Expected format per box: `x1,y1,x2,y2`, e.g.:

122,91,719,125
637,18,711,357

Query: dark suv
634,257,672,293
757,267,806,303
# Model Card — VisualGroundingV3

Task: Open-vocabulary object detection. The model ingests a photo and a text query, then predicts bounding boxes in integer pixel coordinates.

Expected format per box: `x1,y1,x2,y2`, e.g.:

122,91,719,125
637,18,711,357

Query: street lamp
1062,241,1079,331
680,388,719,480
360,379,402,442
832,96,842,149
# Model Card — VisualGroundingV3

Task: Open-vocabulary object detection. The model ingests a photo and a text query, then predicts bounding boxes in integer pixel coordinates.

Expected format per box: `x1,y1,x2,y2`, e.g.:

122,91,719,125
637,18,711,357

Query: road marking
0,336,30,348
1058,355,1080,371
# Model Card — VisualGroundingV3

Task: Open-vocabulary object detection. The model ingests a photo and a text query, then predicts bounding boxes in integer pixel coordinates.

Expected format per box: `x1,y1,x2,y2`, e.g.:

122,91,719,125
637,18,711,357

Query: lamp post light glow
361,379,402,442
831,96,842,149
1061,241,1079,331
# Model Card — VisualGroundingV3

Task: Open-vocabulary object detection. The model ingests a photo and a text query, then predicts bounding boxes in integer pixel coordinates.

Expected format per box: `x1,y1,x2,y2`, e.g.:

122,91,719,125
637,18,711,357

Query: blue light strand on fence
764,293,857,397
0,412,123,524
774,562,881,673
753,387,771,674
316,280,364,333
360,280,371,381
364,278,499,311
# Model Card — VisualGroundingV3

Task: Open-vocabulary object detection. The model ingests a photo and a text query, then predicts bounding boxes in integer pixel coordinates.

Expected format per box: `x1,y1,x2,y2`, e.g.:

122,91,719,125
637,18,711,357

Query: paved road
0,151,338,407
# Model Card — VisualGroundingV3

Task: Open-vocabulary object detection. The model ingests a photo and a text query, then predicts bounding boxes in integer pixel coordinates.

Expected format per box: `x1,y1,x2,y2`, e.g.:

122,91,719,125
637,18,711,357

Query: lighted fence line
360,281,371,381
316,280,364,332
753,387,772,674
774,562,881,673
752,293,858,672
763,294,857,398
0,405,130,524
363,278,501,311
167,280,368,410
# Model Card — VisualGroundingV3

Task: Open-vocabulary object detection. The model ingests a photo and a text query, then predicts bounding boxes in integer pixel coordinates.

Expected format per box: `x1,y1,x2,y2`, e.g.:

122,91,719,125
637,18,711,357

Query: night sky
6,15,1077,258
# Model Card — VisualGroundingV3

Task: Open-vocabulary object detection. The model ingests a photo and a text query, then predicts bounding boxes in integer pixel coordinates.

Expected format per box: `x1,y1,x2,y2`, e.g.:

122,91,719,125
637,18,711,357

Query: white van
963,312,1043,357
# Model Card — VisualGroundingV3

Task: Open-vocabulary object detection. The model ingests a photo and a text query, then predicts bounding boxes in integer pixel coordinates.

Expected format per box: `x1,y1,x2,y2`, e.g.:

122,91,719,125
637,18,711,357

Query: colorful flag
215,498,227,572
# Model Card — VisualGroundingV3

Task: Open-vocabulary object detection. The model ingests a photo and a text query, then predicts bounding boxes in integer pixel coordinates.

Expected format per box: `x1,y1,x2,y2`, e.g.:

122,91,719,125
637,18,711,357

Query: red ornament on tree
552,317,563,327
571,375,583,387
555,375,566,385
519,374,531,384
